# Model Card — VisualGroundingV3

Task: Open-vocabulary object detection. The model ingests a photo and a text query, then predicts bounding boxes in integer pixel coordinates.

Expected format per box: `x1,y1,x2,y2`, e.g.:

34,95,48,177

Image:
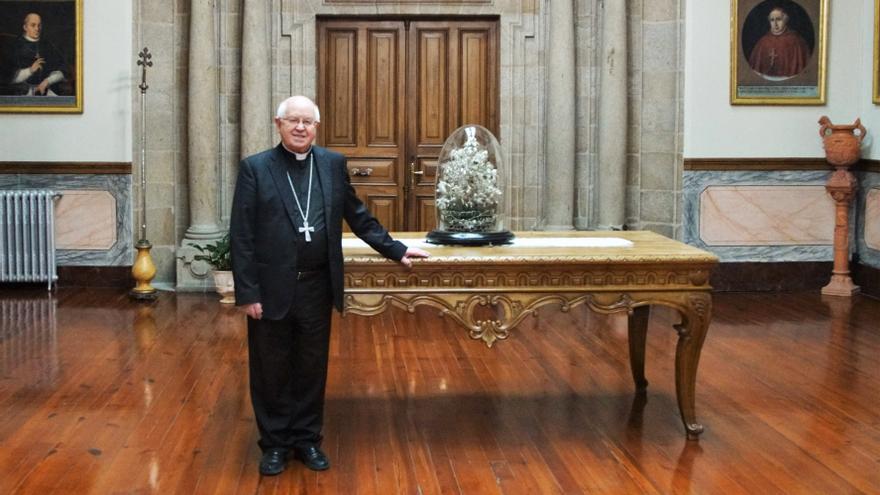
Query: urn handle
818,116,867,142
818,116,832,138
854,118,866,142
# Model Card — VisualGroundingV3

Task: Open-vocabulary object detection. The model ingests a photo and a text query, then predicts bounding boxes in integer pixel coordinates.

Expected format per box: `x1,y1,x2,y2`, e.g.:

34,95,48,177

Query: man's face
23,14,41,40
275,99,319,153
768,9,788,36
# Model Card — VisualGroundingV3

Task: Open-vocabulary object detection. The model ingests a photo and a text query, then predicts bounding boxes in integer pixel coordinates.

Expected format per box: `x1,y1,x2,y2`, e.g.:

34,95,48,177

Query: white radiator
0,190,60,289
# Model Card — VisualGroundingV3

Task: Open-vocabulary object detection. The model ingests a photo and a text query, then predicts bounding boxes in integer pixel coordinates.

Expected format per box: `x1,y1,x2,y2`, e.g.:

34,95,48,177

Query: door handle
409,160,423,181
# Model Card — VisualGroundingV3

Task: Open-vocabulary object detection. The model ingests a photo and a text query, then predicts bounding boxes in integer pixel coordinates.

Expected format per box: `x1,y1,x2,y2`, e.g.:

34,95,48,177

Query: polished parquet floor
0,288,878,494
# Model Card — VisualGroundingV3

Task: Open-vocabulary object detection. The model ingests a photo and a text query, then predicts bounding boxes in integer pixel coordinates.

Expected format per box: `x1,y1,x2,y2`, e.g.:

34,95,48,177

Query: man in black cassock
7,13,69,96
230,95,429,476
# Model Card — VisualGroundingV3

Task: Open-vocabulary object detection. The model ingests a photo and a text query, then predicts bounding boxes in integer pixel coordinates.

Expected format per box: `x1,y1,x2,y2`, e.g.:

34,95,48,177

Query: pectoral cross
768,48,777,69
299,221,314,242
286,154,316,243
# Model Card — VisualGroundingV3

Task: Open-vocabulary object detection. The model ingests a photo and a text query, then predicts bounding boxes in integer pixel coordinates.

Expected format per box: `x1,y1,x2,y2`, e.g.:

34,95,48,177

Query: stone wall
132,0,686,286
133,0,190,285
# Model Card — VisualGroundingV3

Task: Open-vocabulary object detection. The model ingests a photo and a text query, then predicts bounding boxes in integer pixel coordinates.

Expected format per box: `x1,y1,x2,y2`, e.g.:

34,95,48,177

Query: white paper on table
341,236,633,249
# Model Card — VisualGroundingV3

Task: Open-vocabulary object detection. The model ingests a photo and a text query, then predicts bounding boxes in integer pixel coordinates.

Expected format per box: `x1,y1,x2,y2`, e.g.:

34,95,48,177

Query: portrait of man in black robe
0,4,76,99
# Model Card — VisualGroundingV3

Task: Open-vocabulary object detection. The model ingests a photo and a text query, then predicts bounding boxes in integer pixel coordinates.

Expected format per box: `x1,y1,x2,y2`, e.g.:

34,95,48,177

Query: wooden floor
0,288,878,494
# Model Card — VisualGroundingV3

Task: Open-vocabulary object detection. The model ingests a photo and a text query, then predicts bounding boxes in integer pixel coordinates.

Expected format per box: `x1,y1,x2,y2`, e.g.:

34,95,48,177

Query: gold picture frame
0,0,82,113
730,0,827,105
874,0,880,104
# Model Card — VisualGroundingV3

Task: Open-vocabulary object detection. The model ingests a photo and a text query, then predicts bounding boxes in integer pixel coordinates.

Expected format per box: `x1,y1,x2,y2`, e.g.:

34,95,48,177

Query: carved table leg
627,305,650,392
674,293,712,440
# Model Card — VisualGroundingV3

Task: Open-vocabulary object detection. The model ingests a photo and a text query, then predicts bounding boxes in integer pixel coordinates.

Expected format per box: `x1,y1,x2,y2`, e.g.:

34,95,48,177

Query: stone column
596,0,628,230
177,0,222,290
240,0,272,158
543,0,576,230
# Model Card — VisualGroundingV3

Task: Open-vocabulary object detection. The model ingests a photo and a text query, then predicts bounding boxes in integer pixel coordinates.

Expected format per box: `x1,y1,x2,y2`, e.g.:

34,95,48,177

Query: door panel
416,30,449,144
323,29,358,147
413,158,438,231
407,20,497,232
318,18,497,232
318,20,406,232
460,29,493,126
367,30,400,146
363,192,398,230
346,159,395,182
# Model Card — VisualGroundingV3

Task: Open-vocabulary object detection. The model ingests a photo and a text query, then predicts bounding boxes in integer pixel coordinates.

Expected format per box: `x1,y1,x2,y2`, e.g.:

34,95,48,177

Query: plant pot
212,270,235,304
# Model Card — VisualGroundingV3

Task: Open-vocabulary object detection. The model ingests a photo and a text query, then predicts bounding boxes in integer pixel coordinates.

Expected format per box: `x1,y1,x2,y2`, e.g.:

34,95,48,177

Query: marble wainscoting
857,171,880,269
0,174,132,267
854,170,880,298
683,170,836,262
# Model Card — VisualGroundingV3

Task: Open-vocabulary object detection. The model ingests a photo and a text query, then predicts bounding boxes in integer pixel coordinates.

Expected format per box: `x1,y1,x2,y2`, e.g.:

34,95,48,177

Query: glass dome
426,125,514,246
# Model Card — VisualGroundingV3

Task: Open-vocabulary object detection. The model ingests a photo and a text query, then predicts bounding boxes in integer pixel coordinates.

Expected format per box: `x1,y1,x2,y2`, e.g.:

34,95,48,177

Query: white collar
24,35,39,42
281,143,312,161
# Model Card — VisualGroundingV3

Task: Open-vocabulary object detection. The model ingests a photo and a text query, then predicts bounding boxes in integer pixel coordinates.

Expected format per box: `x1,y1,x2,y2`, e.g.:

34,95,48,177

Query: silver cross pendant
299,221,314,242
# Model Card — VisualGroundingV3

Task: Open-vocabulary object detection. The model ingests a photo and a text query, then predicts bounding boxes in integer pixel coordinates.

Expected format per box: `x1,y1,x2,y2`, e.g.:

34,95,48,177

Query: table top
342,231,718,266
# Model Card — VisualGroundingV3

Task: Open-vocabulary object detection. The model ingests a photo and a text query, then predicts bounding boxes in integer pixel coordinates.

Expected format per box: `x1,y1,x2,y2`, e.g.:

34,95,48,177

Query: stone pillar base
176,238,218,292
821,274,860,297
184,223,222,241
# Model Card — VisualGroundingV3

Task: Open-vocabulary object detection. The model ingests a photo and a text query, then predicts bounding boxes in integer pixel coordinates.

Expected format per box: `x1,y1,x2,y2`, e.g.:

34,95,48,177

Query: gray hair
768,8,789,22
275,96,321,122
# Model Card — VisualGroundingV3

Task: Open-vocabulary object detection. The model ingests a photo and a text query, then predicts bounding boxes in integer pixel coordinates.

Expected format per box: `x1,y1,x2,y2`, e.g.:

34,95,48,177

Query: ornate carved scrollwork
342,231,718,437
345,292,646,347
344,266,714,293
673,294,711,340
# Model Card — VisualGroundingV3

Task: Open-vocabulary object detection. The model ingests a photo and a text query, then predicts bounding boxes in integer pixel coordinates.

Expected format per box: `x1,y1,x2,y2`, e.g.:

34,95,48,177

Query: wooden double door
317,18,499,232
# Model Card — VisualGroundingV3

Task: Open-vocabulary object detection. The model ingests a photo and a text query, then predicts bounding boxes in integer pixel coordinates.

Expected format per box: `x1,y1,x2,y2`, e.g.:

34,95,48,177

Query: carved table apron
342,231,718,439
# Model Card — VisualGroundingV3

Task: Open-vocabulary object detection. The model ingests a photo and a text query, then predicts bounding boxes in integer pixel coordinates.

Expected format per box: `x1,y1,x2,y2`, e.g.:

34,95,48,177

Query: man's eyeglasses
280,117,317,128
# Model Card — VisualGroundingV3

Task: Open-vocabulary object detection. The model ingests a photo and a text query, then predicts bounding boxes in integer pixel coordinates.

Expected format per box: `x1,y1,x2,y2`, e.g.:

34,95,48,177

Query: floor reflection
821,295,860,388
133,304,158,352
0,295,59,384
671,441,703,493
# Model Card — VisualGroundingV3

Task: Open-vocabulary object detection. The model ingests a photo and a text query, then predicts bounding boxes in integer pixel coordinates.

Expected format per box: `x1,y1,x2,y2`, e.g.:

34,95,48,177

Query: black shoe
293,445,330,471
259,448,287,476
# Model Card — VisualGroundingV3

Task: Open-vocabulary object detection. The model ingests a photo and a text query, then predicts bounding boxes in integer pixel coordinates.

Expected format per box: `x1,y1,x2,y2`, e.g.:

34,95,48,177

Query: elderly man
230,95,429,476
8,12,69,96
747,6,811,78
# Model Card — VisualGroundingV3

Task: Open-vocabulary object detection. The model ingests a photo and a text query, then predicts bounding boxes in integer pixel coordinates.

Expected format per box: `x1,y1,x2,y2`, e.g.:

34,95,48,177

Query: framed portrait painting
0,0,82,113
874,0,880,104
730,0,827,105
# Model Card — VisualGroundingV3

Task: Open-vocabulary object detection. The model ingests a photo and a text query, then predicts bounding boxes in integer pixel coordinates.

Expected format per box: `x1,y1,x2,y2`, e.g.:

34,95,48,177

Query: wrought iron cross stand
130,47,158,300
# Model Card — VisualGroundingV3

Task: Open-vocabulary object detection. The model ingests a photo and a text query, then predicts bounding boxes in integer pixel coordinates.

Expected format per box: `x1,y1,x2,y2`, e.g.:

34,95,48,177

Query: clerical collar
281,143,312,161
24,35,39,42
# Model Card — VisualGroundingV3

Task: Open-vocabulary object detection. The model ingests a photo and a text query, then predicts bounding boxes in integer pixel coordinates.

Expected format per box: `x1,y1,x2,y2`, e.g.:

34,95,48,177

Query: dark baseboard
712,261,879,298
711,261,833,292
6,262,879,296
0,161,132,174
57,266,133,288
852,262,880,299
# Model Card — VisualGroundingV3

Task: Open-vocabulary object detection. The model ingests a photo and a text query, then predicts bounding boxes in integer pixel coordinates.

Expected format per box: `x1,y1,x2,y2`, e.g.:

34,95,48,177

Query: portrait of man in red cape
747,6,811,78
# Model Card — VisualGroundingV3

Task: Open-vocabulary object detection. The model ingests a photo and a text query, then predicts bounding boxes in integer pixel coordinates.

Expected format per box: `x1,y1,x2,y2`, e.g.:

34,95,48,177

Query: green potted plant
194,233,234,304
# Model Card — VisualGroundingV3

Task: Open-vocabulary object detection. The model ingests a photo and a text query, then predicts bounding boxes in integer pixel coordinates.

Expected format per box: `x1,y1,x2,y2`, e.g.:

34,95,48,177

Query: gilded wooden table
342,231,719,438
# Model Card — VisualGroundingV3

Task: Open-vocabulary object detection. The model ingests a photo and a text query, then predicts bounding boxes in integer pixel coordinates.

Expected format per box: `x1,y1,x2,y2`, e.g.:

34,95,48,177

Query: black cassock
5,36,69,95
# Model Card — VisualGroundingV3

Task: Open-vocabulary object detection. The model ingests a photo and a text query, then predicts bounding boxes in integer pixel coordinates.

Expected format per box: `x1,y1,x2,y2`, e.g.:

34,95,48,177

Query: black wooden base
425,230,515,246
